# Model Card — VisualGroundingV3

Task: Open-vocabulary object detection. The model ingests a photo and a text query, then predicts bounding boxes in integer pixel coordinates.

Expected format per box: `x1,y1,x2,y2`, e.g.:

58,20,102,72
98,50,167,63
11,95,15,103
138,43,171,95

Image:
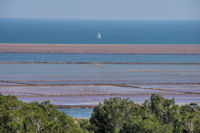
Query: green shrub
0,94,81,133
1,93,200,133
90,94,200,133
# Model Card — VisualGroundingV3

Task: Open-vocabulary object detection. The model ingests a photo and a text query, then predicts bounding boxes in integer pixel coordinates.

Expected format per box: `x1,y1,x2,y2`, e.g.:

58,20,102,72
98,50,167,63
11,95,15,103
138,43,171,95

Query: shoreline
0,61,200,65
0,43,200,54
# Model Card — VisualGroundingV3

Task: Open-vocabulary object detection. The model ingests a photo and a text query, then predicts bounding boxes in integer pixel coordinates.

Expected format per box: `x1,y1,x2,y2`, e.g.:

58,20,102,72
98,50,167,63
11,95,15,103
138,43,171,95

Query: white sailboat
97,32,102,39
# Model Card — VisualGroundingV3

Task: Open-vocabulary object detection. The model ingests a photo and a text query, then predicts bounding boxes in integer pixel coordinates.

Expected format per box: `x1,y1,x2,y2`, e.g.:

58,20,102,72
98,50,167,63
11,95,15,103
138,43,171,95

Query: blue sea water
0,19,200,44
0,53,200,63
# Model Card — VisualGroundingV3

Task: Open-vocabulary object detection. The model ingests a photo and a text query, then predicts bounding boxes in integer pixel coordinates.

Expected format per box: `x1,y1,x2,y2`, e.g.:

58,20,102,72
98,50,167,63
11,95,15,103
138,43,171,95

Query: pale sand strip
0,43,200,54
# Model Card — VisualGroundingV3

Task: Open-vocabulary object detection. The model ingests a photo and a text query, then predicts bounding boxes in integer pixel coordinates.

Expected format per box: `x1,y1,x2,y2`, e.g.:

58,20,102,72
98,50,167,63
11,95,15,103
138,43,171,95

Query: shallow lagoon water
0,63,200,84
0,85,187,97
58,108,93,119
0,53,200,63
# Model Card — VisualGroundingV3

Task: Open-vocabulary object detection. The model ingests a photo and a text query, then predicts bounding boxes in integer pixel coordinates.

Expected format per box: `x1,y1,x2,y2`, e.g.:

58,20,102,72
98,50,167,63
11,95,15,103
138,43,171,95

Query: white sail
97,32,102,39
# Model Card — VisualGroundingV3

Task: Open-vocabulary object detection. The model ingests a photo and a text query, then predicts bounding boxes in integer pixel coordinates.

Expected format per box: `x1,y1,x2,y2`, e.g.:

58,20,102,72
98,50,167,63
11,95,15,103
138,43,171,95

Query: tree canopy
90,94,200,133
0,94,81,133
0,93,200,133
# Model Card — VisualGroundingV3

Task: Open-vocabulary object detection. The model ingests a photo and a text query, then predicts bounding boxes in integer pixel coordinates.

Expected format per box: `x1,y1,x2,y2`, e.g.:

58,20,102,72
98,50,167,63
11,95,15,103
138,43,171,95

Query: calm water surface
1,19,200,117
0,63,200,84
0,53,200,63
0,19,200,44
58,108,93,119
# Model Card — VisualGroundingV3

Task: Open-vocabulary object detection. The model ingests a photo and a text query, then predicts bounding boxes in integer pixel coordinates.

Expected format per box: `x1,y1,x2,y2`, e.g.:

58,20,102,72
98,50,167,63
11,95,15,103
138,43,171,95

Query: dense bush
0,94,81,133
1,93,200,133
90,94,200,133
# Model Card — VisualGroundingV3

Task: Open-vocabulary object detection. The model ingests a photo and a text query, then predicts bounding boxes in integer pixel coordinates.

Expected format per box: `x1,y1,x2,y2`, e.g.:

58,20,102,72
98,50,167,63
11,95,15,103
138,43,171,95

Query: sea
0,19,200,44
0,19,200,118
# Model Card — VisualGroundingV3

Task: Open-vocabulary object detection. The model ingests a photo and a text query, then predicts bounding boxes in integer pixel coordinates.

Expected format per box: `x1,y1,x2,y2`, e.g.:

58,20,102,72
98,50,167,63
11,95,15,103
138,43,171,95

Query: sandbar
0,43,200,54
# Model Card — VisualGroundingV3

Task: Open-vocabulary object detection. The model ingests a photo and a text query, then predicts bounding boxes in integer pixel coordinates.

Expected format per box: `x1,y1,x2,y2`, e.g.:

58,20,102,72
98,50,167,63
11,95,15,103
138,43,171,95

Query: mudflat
0,43,200,54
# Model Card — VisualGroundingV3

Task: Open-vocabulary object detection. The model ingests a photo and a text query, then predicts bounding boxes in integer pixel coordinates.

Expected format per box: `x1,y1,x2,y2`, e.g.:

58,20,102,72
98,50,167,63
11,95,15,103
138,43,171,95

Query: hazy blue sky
0,0,200,20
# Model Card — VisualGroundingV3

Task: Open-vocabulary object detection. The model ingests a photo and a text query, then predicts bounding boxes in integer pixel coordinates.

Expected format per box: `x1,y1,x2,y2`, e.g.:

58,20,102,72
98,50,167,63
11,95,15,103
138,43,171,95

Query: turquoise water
0,19,200,44
0,53,200,63
58,108,93,119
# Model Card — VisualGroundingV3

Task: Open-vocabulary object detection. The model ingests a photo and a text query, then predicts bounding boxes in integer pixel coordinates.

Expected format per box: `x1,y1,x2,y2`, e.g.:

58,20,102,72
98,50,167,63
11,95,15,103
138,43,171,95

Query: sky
0,0,200,20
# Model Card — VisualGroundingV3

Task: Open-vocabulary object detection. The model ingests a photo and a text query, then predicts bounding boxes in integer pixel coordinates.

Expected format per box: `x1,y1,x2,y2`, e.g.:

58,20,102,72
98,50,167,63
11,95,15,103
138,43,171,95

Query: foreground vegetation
0,94,81,132
0,94,200,133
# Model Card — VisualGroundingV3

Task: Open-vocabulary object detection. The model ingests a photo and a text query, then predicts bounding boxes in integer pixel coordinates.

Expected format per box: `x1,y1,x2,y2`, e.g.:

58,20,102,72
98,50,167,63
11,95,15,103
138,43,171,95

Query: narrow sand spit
0,43,200,54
